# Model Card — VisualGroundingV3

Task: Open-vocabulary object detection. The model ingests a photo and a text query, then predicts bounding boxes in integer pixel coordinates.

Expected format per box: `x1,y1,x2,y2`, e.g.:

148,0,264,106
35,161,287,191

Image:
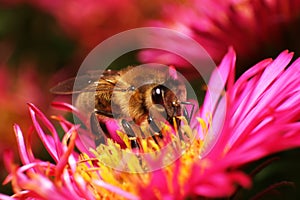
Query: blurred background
0,0,300,199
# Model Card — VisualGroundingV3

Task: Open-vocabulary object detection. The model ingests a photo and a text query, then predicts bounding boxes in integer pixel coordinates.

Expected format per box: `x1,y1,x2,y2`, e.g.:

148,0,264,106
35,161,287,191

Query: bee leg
148,115,163,139
175,117,184,140
90,112,107,146
121,119,140,151
183,107,189,123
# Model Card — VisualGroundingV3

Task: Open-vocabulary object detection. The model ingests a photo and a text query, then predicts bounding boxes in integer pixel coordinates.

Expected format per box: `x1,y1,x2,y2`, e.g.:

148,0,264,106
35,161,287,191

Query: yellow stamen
73,115,217,199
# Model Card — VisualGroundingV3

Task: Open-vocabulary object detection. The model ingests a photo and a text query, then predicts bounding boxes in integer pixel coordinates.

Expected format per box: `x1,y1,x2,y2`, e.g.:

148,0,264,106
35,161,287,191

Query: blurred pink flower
0,64,53,183
140,0,300,69
23,0,166,50
2,49,300,199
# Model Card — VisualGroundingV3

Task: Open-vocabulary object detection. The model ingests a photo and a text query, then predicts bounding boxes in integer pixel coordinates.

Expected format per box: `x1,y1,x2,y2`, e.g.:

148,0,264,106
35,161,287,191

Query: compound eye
151,85,165,105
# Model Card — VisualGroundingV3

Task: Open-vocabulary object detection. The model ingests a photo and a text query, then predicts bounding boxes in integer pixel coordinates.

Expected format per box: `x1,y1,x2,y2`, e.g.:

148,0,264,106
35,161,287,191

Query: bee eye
152,85,165,105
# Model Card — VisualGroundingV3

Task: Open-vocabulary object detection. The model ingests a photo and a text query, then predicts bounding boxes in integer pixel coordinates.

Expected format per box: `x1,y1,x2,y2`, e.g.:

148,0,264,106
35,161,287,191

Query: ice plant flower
2,48,300,199
140,0,300,70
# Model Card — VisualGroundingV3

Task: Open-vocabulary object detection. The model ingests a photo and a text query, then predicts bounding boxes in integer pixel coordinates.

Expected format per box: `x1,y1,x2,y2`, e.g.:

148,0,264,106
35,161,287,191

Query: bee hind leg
90,112,107,147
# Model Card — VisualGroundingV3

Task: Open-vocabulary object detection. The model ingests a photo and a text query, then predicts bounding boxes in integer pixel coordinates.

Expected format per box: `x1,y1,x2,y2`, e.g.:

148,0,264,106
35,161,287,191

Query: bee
51,65,194,150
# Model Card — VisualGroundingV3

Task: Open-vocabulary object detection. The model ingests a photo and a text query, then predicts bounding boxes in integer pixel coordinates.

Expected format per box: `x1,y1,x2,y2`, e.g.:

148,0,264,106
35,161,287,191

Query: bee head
151,85,182,125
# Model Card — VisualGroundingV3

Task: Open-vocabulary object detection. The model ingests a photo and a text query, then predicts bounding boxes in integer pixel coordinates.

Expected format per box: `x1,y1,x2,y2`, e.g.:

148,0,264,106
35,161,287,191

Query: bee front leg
121,119,140,151
148,115,163,139
175,117,184,140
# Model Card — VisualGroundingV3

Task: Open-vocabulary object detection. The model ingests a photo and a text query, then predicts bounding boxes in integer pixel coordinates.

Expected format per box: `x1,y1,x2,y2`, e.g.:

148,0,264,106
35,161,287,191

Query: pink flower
2,102,139,199
138,48,300,198
205,48,300,162
2,49,300,199
140,0,300,69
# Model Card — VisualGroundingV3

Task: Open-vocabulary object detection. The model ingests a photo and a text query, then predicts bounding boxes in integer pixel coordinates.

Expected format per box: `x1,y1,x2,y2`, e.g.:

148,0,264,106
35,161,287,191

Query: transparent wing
50,69,129,95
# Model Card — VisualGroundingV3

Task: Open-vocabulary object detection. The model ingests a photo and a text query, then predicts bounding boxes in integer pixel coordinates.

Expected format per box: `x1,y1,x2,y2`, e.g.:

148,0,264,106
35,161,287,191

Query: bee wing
50,75,98,94
50,69,123,95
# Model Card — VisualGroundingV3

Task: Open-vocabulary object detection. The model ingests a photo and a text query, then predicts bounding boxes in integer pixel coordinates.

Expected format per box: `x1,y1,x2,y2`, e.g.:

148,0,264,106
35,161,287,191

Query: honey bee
51,65,194,150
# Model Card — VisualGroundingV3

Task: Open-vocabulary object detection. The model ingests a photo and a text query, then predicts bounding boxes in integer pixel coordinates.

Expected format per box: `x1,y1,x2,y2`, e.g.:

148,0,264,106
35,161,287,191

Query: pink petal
202,47,235,117
93,180,139,200
239,51,293,121
55,126,78,179
28,103,61,162
0,193,15,200
13,124,30,166
51,101,86,124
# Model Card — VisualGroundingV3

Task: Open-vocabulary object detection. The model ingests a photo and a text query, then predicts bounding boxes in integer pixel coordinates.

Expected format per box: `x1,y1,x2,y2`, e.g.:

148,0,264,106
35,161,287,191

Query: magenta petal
53,115,93,156
105,120,126,148
13,124,30,166
0,193,15,200
202,47,235,117
73,175,95,200
55,126,78,179
61,170,84,199
233,59,271,93
202,97,226,157
17,174,70,199
51,101,86,123
28,103,60,162
240,51,293,120
93,180,139,200
171,160,181,197
139,169,170,199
